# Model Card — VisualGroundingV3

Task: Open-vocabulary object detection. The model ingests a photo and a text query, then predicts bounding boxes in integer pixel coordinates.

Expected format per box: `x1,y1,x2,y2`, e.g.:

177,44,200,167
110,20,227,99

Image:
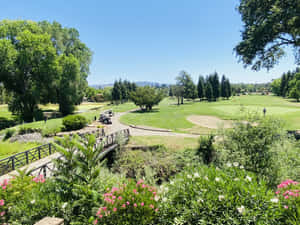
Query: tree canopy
0,20,92,121
130,86,164,111
235,0,300,70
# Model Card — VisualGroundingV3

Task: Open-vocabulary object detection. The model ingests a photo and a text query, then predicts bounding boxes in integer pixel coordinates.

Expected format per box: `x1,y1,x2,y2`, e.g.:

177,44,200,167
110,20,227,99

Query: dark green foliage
235,0,300,70
0,117,15,130
62,115,87,131
197,75,205,100
2,128,16,141
220,75,227,98
205,81,213,101
197,135,215,164
18,127,42,135
225,78,231,99
111,79,137,103
130,86,164,111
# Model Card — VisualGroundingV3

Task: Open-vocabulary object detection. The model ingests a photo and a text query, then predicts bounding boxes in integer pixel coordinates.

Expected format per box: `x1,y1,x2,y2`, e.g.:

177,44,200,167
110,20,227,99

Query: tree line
0,20,92,122
169,71,232,104
271,68,300,102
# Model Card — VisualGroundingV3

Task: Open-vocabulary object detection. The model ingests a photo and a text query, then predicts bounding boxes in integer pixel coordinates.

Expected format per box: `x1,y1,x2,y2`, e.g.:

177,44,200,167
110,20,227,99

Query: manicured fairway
120,95,300,132
0,141,40,159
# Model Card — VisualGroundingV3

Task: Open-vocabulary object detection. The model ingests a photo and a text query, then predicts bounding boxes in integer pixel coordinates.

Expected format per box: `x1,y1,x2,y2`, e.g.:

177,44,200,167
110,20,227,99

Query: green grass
0,105,13,119
0,141,40,159
120,95,300,131
128,135,199,152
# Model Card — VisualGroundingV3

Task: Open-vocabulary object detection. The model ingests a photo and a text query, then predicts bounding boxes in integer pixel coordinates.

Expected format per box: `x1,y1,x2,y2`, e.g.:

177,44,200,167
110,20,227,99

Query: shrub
216,114,285,187
158,165,283,225
94,179,159,225
0,117,15,130
197,134,215,164
2,128,16,141
62,114,87,131
18,127,42,135
275,180,300,224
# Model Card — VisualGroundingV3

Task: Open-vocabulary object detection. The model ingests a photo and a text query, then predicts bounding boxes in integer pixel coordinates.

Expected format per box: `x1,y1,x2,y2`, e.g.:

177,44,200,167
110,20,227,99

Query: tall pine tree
205,81,213,102
197,75,205,101
220,75,226,99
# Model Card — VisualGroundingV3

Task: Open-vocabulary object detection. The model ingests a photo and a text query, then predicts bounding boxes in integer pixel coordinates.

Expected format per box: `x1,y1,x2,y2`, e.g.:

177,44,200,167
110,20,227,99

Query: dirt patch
187,115,233,129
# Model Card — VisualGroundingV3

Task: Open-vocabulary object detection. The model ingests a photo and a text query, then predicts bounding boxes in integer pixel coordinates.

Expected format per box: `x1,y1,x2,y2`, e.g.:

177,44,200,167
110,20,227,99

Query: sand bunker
187,115,233,129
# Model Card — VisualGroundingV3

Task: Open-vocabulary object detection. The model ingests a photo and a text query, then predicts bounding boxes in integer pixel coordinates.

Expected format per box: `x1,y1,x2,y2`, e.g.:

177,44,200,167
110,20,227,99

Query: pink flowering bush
275,180,300,224
94,179,159,225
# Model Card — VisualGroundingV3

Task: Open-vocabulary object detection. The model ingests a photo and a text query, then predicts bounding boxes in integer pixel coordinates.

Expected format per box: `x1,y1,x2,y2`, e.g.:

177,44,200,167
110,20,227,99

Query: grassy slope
128,136,199,152
0,142,40,159
120,95,300,131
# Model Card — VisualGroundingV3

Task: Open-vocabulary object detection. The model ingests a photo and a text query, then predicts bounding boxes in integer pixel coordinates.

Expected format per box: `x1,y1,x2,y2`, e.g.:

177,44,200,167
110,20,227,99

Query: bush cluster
62,114,88,131
0,117,15,130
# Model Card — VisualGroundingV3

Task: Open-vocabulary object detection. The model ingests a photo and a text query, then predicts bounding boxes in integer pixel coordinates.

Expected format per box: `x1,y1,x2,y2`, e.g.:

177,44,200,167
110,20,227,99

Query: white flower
226,162,232,167
187,174,192,179
154,195,160,201
240,165,244,169
215,177,221,182
245,175,252,182
194,172,200,178
197,198,204,203
30,200,36,204
62,202,68,209
204,176,209,181
162,197,167,202
164,187,169,192
234,178,240,181
170,181,174,185
237,205,245,214
216,167,220,170
218,195,225,201
270,198,279,203
233,162,239,167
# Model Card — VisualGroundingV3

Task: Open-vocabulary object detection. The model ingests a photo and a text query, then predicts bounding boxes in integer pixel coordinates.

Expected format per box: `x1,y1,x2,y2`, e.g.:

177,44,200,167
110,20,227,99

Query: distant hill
90,81,170,89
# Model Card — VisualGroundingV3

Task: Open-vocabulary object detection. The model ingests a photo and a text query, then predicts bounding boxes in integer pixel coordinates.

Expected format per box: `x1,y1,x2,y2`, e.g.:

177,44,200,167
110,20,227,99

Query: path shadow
130,108,160,114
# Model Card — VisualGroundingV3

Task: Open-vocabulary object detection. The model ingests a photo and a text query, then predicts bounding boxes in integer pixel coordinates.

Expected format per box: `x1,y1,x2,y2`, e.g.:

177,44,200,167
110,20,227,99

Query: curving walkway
105,110,200,138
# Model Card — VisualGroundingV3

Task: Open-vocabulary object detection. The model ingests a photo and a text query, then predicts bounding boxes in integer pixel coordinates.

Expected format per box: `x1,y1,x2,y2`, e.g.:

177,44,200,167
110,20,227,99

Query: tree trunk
181,96,183,104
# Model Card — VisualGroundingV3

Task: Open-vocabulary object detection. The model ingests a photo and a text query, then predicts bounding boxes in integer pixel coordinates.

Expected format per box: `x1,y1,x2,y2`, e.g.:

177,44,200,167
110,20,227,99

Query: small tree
130,86,164,111
289,80,300,102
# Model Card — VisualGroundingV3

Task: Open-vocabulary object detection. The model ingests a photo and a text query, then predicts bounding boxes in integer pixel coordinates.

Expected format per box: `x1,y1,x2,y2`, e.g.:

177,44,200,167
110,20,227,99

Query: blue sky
1,0,297,85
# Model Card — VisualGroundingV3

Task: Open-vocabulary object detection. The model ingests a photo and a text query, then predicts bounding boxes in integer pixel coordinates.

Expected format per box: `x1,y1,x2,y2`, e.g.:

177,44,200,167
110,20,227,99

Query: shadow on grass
130,108,160,114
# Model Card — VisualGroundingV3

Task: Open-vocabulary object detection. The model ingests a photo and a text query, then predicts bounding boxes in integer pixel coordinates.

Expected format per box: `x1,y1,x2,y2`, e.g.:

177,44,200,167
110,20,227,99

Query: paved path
106,110,199,138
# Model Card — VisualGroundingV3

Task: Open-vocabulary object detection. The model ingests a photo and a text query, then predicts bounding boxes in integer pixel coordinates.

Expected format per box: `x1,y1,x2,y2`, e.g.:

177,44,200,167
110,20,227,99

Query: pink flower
93,219,98,224
137,179,144,185
284,195,289,199
118,196,122,200
141,202,144,206
0,211,5,217
149,204,154,209
102,207,107,211
0,200,4,206
126,201,130,205
284,205,288,209
275,191,280,195
134,203,137,207
113,208,117,212
153,192,156,195
122,204,126,208
99,215,103,218
155,208,159,212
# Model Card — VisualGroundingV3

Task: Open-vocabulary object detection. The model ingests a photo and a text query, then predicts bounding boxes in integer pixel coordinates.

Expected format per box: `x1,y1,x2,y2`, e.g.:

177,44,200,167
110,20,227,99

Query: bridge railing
0,129,130,176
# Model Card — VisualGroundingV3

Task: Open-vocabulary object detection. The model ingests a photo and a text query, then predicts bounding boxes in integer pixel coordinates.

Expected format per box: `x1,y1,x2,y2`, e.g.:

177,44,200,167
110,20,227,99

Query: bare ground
187,115,233,129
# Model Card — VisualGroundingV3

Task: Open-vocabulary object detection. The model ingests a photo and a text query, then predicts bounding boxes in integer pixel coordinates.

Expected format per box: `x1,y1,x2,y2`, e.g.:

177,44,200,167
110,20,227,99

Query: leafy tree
176,71,196,104
0,22,58,121
0,20,92,120
130,86,164,111
289,73,300,102
111,80,122,103
57,54,81,115
271,78,281,96
197,75,205,100
235,0,300,70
